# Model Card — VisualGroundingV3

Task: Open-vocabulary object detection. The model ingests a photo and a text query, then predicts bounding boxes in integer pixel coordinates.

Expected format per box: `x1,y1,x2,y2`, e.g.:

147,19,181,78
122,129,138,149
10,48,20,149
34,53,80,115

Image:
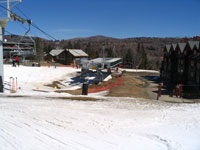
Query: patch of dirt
107,73,148,98
46,81,66,89
55,75,120,95
89,75,120,88
54,72,160,100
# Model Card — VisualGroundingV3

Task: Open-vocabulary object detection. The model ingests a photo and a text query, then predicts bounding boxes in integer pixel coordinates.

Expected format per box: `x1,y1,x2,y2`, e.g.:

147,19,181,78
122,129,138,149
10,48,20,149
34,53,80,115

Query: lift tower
0,0,25,92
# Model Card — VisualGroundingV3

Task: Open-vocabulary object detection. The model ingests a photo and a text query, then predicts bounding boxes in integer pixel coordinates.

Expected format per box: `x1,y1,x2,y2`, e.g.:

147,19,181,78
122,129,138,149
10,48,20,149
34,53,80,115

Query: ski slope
0,97,200,150
0,65,200,150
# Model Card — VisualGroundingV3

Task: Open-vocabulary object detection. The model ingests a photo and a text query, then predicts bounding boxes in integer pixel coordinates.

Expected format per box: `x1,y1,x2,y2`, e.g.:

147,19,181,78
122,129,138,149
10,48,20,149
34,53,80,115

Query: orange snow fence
88,76,122,93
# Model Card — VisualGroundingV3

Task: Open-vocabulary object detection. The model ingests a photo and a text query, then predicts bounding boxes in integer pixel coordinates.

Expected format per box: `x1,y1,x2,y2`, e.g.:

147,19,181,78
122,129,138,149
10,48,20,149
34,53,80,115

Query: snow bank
3,65,80,95
120,68,159,73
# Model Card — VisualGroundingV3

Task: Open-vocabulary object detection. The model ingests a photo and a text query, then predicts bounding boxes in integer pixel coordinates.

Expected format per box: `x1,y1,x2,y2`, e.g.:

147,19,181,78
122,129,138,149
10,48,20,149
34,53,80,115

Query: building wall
161,41,200,92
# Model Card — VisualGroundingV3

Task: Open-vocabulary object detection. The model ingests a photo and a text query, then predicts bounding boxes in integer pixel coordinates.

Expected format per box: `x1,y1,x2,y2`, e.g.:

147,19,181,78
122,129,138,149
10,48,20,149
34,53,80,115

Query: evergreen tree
139,44,148,69
44,44,54,53
95,51,99,58
125,49,133,63
35,37,43,62
74,41,81,49
65,41,73,49
106,48,114,57
86,42,95,59
136,43,140,53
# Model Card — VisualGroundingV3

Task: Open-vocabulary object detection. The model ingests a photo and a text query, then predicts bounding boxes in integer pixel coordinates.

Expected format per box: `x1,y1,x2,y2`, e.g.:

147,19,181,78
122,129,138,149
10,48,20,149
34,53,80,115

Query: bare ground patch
107,73,149,98
52,72,159,99
55,75,120,95
45,81,67,89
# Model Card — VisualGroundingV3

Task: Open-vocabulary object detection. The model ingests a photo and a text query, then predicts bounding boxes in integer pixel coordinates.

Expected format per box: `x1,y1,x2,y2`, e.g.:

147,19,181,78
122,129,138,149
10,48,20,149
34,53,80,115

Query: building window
191,72,194,78
197,63,200,69
181,60,184,65
191,61,194,66
181,69,183,73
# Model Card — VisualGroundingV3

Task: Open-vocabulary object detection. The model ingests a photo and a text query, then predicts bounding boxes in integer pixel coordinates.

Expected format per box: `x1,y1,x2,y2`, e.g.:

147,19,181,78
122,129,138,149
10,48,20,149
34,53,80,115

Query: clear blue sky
2,0,200,40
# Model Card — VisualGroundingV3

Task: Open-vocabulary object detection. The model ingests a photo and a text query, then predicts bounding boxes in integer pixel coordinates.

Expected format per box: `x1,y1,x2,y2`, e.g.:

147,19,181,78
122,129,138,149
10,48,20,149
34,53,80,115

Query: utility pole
0,0,25,92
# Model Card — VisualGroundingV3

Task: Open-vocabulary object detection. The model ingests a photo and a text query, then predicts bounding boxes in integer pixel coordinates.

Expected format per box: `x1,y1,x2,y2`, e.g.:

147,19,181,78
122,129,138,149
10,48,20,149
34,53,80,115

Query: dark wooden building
49,49,88,65
161,45,171,84
176,43,187,84
161,40,200,95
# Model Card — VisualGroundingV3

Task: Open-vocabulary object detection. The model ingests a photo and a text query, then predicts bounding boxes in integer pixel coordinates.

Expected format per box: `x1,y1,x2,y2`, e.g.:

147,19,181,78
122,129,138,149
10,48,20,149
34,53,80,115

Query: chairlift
9,50,25,63
10,20,36,59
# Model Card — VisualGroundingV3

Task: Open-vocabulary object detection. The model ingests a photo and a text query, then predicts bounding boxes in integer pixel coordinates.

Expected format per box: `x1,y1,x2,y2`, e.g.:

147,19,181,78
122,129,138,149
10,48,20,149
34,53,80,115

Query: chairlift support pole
0,23,4,92
0,0,23,92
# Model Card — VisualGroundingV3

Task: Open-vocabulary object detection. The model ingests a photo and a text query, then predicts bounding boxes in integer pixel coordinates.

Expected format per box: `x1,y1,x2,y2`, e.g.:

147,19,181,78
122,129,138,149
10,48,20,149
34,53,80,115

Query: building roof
177,43,186,52
165,45,171,52
187,41,199,50
106,58,122,63
172,44,177,50
67,49,88,57
49,49,64,56
49,49,88,57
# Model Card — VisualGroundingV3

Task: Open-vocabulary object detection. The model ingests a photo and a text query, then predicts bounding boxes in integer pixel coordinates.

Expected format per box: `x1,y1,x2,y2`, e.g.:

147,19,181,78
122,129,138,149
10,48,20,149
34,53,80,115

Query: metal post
7,0,10,18
0,24,4,92
0,0,22,93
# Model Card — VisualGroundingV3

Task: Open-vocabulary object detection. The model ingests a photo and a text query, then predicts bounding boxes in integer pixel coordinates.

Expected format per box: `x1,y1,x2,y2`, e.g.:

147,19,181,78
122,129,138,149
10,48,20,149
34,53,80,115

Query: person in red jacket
15,56,19,67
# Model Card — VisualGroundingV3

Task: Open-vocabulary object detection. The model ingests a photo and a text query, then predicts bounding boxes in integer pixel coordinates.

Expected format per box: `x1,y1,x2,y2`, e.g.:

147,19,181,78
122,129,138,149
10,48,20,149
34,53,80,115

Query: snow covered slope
0,97,200,150
4,65,80,95
1,65,200,150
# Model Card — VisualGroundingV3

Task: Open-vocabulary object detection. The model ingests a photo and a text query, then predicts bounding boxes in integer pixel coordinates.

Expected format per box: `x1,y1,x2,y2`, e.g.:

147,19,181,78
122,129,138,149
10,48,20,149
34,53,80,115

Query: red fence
88,76,122,93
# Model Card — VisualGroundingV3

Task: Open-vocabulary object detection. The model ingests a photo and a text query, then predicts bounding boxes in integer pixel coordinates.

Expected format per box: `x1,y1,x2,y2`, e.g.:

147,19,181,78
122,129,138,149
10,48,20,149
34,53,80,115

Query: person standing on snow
15,56,19,67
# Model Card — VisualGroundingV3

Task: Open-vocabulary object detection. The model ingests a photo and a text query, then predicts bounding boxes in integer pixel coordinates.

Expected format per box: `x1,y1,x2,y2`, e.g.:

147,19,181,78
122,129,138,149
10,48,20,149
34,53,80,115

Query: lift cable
0,4,57,41
15,6,29,20
17,22,38,37
5,29,12,35
15,6,57,41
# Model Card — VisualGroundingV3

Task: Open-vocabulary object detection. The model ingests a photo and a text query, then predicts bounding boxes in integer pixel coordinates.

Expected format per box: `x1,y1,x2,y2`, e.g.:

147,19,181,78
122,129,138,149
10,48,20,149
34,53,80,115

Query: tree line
33,36,182,70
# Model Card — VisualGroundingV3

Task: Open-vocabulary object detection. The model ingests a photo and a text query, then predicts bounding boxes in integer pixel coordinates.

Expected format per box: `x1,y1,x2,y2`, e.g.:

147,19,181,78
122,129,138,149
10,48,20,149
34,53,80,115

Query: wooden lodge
49,49,88,65
161,40,200,95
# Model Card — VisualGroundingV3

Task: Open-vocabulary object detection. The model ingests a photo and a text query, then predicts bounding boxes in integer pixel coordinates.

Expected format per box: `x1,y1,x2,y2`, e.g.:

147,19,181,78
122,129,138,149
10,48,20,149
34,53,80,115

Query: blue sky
1,0,200,40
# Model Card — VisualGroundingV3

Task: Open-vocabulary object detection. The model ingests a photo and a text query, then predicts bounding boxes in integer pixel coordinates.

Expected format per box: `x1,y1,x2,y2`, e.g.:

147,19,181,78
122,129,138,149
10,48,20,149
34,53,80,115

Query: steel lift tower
0,0,25,92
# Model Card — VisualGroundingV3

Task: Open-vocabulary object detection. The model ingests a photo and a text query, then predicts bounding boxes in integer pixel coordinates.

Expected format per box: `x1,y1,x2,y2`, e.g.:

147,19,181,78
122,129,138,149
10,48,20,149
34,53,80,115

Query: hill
59,36,183,70
4,34,183,70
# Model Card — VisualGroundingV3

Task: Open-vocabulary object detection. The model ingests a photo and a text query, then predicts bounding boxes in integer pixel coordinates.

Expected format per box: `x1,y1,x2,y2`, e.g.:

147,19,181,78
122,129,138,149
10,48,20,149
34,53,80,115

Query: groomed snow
0,97,200,150
0,65,200,150
4,65,81,96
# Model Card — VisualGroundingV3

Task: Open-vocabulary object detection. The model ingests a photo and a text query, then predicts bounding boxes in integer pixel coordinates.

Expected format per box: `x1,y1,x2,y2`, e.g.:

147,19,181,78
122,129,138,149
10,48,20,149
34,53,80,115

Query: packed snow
0,65,200,150
3,65,81,95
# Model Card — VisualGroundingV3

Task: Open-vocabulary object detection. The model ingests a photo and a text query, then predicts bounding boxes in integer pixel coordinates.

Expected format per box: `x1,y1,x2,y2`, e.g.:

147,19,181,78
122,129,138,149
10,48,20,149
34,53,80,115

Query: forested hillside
4,35,183,70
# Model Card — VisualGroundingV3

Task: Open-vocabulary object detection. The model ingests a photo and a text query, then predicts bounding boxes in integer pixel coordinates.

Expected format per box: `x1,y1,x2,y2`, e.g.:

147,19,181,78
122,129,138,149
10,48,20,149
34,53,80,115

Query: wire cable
5,30,13,35
15,6,57,41
0,4,57,41
30,23,57,41
15,6,29,20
